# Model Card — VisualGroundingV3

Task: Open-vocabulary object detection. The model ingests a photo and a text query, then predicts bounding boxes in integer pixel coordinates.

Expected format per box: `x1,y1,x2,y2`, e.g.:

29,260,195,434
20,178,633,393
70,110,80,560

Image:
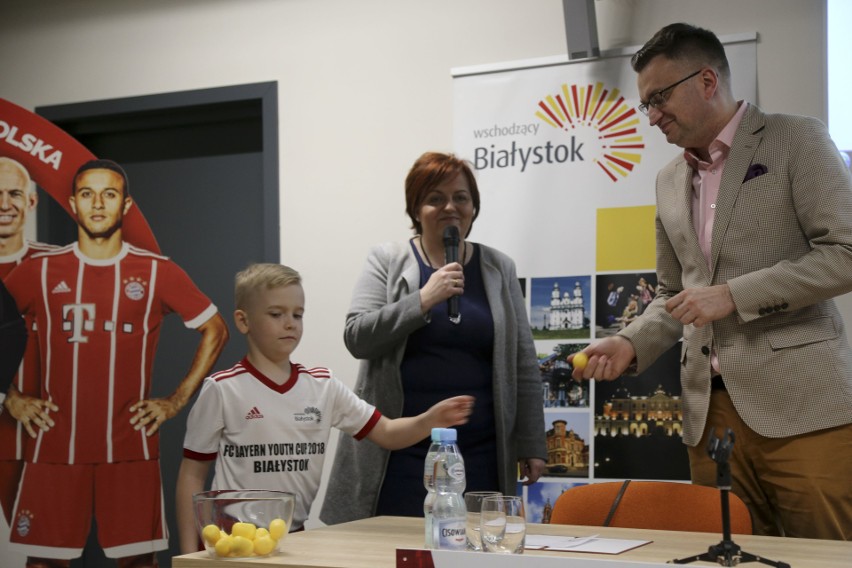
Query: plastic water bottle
431,428,467,550
423,428,444,548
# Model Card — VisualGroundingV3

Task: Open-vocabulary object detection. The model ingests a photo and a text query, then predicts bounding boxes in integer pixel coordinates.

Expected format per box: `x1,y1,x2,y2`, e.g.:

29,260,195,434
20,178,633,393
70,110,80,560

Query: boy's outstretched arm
366,395,474,450
176,457,214,554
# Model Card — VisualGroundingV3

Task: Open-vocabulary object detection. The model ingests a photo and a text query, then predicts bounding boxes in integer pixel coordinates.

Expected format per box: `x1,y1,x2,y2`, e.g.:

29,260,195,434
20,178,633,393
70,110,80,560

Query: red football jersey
0,241,58,461
5,242,217,465
0,241,58,280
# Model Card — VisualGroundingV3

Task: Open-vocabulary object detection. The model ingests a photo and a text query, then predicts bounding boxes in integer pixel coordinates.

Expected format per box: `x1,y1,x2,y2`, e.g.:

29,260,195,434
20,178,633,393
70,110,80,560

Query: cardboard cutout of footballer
0,154,58,568
0,98,229,567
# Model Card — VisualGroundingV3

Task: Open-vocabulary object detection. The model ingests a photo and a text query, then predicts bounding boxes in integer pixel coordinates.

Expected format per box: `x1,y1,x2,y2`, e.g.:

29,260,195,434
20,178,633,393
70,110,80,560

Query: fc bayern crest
124,278,147,301
16,509,33,537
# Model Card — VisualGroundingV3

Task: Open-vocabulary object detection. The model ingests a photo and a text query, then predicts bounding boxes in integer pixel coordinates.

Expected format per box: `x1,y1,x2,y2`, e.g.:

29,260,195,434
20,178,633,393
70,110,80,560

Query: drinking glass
480,495,525,554
463,491,501,551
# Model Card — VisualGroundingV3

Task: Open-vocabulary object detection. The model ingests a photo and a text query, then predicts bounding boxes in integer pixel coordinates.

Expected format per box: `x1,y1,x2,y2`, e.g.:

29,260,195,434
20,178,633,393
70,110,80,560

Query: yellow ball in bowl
269,518,287,540
201,524,221,546
253,535,277,556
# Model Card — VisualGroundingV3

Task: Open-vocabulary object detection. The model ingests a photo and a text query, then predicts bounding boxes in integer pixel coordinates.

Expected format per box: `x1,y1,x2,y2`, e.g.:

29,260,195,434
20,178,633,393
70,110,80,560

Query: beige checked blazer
620,104,852,446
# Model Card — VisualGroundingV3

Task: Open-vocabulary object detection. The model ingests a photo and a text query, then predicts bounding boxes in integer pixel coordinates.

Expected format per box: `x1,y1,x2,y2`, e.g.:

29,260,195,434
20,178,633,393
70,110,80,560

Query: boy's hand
430,395,475,427
368,395,475,450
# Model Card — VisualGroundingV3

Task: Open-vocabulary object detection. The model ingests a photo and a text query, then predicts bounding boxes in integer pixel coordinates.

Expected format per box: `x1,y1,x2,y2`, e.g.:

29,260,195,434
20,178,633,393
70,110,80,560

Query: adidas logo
51,281,72,294
245,407,264,420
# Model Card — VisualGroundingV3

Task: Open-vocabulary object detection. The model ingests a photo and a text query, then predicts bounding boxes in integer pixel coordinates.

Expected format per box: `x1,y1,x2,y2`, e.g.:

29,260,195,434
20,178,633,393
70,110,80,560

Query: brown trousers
688,390,852,540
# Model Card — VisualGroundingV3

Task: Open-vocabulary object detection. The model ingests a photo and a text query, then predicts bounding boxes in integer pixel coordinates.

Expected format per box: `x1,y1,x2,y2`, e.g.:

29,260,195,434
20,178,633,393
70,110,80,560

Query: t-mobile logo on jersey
62,303,96,343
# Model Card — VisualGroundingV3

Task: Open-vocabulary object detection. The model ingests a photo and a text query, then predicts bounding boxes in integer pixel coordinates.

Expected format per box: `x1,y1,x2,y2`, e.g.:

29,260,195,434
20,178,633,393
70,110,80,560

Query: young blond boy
176,264,473,552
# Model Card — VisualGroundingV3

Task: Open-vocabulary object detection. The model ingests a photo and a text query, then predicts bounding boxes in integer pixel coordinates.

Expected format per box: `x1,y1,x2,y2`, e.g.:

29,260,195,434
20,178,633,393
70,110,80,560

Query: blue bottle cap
441,428,457,443
431,428,445,441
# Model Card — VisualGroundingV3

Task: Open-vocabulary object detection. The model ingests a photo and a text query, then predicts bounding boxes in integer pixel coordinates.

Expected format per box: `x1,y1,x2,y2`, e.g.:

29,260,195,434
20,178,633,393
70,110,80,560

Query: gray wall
0,0,833,531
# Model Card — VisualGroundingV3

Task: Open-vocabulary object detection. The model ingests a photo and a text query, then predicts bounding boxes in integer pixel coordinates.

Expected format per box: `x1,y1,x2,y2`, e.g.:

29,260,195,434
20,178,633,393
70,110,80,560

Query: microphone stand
670,429,789,567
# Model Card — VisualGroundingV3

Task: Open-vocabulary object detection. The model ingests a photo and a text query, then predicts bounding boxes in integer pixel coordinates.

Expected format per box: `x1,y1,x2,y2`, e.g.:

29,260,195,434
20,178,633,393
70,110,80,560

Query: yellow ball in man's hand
572,352,589,371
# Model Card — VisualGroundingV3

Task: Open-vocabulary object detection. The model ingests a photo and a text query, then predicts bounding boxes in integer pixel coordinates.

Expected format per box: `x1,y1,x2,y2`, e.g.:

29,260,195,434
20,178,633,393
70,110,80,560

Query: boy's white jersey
183,358,381,530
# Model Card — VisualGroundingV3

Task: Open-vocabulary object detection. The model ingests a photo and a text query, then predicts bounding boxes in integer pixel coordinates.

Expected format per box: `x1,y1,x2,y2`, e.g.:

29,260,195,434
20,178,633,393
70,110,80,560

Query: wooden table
172,515,852,568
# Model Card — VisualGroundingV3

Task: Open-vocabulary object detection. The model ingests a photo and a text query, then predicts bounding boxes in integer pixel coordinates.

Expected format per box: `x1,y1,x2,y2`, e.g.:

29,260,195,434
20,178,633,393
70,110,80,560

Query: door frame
35,81,279,261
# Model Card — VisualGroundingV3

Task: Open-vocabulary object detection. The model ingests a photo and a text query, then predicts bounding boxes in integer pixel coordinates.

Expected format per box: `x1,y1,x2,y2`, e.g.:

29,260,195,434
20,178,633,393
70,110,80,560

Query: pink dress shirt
683,101,749,373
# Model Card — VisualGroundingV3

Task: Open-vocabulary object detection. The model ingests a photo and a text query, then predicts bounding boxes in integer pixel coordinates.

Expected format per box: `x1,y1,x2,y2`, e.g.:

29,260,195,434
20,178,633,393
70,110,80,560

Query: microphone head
442,225,460,246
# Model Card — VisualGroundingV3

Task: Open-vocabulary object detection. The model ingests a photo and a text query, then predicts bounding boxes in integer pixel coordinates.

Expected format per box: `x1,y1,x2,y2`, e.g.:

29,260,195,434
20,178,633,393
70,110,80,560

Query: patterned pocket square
743,163,768,182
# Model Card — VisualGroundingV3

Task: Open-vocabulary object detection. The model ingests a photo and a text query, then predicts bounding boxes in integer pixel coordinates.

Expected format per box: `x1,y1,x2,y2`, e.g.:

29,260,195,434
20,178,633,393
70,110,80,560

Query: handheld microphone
443,226,461,325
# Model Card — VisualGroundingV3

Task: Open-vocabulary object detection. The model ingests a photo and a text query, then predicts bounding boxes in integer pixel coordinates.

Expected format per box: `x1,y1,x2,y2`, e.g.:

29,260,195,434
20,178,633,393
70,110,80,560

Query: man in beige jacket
573,23,852,540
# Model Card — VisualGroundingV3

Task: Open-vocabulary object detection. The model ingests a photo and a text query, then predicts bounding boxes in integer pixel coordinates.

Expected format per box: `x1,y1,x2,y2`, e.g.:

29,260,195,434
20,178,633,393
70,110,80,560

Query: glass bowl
193,489,296,559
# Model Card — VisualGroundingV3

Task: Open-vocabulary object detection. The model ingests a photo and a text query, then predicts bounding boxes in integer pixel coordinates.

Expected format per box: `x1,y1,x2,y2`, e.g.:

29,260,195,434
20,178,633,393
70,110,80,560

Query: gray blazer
620,104,852,446
320,240,546,525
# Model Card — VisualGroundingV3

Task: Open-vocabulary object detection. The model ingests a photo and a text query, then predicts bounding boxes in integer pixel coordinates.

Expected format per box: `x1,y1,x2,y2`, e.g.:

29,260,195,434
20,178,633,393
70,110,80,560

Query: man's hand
4,386,58,438
569,335,636,382
665,284,735,328
130,397,180,436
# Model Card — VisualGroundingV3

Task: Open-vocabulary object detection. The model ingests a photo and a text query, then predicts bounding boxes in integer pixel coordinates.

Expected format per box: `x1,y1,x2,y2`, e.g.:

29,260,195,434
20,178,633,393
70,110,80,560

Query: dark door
35,82,278,568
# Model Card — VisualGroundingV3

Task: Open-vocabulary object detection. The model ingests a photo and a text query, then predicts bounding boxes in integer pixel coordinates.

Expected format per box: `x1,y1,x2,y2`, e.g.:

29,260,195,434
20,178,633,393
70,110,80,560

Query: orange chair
549,480,752,534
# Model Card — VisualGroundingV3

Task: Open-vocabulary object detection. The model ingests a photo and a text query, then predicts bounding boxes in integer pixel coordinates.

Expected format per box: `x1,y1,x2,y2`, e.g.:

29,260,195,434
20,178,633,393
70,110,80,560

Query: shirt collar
683,101,749,169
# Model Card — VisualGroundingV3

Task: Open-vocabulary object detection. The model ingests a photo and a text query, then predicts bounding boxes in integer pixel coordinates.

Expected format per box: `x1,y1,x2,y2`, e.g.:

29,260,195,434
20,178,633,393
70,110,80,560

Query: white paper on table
427,548,675,568
525,534,652,554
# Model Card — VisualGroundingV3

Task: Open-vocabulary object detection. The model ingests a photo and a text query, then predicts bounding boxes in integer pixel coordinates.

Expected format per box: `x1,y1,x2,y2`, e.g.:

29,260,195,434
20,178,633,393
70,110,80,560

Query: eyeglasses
638,69,701,116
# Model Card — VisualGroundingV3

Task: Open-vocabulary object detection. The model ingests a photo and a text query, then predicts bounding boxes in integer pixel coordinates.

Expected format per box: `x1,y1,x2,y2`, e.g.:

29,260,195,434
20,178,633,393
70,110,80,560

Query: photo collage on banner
453,40,757,522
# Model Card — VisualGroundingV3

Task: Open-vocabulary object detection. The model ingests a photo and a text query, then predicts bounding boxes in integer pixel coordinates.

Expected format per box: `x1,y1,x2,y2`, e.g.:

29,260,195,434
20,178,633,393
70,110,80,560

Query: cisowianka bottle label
448,462,465,481
434,518,466,550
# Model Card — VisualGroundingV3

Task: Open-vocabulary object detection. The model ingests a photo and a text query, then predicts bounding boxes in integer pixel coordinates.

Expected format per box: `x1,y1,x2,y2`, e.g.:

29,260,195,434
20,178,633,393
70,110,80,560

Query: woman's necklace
419,235,466,268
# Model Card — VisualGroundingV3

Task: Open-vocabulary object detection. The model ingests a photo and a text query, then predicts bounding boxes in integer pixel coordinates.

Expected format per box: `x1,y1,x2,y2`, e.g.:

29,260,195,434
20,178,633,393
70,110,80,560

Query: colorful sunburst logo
535,81,644,182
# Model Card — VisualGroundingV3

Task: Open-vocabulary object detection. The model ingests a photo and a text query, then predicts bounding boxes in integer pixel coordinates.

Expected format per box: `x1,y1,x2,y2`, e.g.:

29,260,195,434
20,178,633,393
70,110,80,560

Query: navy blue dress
375,240,498,516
